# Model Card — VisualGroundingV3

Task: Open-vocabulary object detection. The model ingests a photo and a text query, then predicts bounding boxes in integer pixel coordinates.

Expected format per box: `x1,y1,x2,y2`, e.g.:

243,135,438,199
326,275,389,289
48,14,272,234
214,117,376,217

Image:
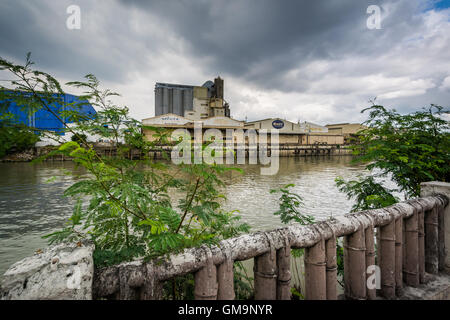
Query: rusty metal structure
93,193,448,300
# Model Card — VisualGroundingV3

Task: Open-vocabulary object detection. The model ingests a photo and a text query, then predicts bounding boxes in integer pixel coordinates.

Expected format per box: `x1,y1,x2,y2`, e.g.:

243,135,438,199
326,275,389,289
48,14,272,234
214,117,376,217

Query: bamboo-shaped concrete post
417,205,426,283
402,214,406,276
437,202,445,271
379,219,396,299
365,224,376,300
118,263,144,300
344,222,366,300
404,205,419,287
325,235,337,300
194,247,218,300
276,243,291,299
254,233,277,300
141,263,163,300
217,257,235,300
424,207,439,274
394,216,403,296
305,238,326,300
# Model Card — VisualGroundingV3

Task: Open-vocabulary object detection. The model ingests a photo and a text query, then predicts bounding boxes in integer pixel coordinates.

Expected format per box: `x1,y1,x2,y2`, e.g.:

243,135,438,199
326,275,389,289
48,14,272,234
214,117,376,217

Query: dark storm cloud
0,0,437,87
120,0,420,91
0,0,449,122
0,0,157,82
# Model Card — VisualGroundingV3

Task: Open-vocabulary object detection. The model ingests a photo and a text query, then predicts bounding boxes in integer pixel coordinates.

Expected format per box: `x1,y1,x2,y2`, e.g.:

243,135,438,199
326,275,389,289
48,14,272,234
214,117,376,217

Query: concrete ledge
399,271,450,300
0,240,94,300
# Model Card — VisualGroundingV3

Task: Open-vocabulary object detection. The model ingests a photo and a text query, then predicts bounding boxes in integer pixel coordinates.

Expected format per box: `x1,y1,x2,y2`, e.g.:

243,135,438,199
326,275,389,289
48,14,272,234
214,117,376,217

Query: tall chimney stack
214,76,224,99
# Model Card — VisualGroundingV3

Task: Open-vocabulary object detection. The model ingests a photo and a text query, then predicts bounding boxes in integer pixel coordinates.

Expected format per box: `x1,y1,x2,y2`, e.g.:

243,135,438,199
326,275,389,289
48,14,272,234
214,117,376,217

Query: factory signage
161,116,181,121
272,119,284,129
158,115,189,124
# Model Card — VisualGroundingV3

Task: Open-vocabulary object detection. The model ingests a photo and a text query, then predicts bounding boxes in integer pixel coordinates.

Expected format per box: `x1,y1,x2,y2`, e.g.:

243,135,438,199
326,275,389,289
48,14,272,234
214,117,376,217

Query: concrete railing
92,182,450,300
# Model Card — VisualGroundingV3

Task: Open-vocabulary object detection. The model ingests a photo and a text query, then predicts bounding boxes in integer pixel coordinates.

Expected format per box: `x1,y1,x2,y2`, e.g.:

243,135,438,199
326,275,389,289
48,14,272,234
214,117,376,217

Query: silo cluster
154,83,194,117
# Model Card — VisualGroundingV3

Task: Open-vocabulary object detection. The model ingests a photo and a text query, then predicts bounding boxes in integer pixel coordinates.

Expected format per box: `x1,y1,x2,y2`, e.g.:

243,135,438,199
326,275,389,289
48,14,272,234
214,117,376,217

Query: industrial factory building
142,113,244,142
325,123,366,144
143,77,347,149
244,118,344,145
154,77,230,120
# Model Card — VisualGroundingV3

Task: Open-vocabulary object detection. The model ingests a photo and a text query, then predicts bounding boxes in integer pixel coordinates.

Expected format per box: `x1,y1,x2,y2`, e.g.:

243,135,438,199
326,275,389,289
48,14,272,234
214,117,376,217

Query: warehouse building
244,118,343,145
143,114,344,146
0,91,96,135
142,113,244,143
325,123,366,144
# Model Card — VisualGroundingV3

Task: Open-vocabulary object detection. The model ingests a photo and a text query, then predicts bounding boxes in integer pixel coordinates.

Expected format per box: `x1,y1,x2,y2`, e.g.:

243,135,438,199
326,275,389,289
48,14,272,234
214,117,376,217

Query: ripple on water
0,157,372,275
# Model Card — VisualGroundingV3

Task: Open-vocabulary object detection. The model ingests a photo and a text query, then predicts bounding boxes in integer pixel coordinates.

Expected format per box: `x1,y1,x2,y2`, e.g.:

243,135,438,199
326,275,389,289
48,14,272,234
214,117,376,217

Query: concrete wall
1,241,94,300
326,123,365,135
202,116,244,128
278,135,301,144
300,134,344,145
187,87,210,120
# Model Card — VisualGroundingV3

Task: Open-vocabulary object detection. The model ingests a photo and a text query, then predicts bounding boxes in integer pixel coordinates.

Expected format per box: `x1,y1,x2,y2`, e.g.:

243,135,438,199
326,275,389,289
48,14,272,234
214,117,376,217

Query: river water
0,156,368,275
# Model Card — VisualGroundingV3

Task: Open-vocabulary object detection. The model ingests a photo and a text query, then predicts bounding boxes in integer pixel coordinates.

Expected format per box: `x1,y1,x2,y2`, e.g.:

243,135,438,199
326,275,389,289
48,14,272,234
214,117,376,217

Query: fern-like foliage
1,53,251,270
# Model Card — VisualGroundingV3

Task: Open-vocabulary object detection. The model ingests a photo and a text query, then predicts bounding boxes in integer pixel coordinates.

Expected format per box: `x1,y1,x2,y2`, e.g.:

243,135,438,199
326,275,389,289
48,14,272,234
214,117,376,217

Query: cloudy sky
0,0,449,125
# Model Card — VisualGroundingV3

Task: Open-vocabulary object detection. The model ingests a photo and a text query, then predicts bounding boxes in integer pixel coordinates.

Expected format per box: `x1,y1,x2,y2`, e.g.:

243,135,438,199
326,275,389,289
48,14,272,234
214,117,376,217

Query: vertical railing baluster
344,224,366,300
394,216,403,296
418,206,426,283
305,238,327,300
379,219,396,299
402,214,406,276
276,243,291,300
194,248,218,300
325,235,337,300
141,264,163,300
254,234,277,300
425,207,439,274
365,224,376,300
217,257,235,300
437,201,445,271
118,264,144,300
404,205,419,286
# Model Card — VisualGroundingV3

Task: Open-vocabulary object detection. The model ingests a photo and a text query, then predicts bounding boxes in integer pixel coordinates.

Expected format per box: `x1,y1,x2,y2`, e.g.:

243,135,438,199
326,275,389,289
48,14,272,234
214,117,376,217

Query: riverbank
0,149,35,162
1,144,354,162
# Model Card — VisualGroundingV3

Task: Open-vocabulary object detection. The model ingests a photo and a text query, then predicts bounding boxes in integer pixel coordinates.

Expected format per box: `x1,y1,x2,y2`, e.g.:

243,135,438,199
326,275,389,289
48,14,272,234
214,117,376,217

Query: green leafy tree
0,113,40,158
71,132,87,145
0,54,250,281
335,175,399,212
271,184,315,299
270,184,315,225
334,104,449,288
337,103,449,210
